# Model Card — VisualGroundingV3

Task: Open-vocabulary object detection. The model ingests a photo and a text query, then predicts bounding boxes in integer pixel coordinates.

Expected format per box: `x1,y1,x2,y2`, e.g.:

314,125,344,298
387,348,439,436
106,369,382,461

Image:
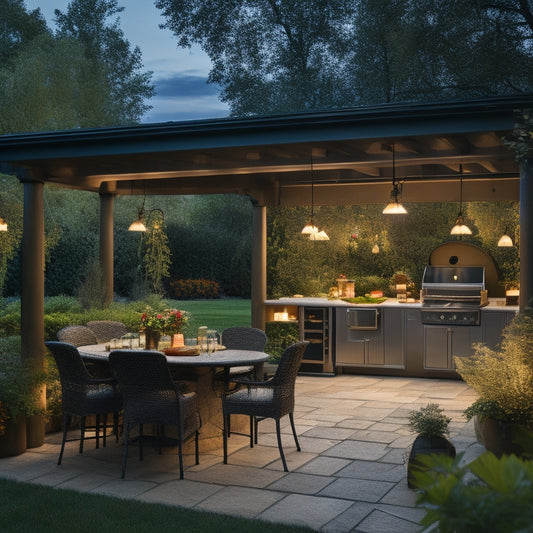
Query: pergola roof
1,94,532,206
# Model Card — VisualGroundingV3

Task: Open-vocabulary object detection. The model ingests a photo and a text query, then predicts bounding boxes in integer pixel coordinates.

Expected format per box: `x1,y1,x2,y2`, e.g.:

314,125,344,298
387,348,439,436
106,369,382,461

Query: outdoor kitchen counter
265,297,518,310
264,297,518,377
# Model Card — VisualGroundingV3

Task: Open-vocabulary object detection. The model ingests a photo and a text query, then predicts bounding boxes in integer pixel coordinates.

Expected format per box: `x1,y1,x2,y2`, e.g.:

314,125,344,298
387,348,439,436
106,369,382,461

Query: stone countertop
265,297,518,311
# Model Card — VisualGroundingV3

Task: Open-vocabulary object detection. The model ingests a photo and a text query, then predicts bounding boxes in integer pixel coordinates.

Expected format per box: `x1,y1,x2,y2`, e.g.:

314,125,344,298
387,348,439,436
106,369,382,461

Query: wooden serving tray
163,346,200,356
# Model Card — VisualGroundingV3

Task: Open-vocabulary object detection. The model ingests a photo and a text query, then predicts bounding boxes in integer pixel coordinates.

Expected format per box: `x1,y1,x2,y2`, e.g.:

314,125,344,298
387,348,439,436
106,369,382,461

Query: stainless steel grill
420,266,488,325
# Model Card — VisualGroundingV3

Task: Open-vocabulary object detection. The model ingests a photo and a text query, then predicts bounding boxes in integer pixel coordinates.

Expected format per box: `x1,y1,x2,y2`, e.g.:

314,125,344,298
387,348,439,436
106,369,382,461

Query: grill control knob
440,314,445,320
452,314,457,321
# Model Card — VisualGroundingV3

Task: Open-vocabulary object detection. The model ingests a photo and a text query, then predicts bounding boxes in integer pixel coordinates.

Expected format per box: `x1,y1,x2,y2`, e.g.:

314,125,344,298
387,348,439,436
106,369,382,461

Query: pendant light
497,229,513,247
129,205,165,232
382,144,407,214
128,202,147,232
129,181,148,231
450,165,472,235
497,234,513,247
0,217,7,232
301,155,329,240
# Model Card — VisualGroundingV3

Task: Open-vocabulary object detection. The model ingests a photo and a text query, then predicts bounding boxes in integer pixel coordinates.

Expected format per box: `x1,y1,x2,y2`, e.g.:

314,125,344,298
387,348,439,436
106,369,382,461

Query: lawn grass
0,478,313,533
172,298,252,335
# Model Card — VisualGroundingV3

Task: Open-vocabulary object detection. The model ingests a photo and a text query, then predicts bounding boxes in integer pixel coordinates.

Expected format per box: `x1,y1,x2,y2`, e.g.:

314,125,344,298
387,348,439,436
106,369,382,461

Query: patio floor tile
138,479,224,506
0,374,481,532
258,493,353,529
195,485,285,518
266,472,335,494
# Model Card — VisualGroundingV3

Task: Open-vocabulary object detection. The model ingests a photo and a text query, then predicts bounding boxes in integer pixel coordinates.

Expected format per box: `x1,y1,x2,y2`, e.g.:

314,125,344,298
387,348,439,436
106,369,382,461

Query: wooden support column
519,157,533,309
251,201,266,330
20,174,45,448
99,186,115,307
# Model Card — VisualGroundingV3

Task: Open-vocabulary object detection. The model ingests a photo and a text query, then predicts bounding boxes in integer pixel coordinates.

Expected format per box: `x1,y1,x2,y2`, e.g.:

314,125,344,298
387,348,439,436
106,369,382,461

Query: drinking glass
207,330,218,353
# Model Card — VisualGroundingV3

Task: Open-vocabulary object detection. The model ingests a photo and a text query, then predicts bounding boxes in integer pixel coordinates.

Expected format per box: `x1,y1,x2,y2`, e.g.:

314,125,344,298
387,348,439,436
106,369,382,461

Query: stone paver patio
0,374,484,532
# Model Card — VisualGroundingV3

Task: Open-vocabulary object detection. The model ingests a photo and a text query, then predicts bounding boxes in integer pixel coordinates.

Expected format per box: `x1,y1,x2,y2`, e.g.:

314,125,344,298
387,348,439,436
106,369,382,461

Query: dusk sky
24,0,230,123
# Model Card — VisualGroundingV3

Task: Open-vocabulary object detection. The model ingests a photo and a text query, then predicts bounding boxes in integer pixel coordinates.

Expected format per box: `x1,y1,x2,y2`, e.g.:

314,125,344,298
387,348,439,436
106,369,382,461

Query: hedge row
169,279,220,300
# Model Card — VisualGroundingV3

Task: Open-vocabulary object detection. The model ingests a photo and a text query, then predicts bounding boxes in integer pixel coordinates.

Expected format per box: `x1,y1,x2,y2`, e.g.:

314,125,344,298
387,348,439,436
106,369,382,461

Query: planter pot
145,330,161,350
407,435,456,489
45,415,62,434
0,415,27,458
475,416,526,458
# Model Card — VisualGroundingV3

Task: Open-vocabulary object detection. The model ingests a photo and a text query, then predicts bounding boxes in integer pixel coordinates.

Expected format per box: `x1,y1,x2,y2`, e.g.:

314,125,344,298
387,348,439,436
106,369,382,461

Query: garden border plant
455,307,533,456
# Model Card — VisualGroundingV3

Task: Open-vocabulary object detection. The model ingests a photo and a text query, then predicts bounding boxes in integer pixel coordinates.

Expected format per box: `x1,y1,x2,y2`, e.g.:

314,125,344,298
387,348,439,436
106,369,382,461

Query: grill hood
421,266,485,291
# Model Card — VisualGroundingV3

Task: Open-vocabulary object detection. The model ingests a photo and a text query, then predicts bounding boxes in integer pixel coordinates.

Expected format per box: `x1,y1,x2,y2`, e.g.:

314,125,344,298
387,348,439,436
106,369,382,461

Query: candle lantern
337,278,355,298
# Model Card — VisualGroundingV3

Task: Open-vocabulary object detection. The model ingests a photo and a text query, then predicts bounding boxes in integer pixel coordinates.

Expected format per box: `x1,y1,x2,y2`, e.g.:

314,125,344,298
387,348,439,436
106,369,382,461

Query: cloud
143,74,230,123
154,74,221,98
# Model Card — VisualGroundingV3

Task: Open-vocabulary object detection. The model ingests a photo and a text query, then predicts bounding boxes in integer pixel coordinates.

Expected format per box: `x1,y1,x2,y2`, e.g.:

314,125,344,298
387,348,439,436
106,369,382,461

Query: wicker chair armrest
86,376,117,386
229,378,275,391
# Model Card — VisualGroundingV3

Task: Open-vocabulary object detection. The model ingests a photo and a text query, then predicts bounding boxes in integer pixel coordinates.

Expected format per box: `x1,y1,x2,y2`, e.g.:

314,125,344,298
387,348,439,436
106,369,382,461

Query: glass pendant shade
309,229,329,241
372,244,380,253
128,219,147,232
382,201,407,214
301,222,318,235
450,214,472,235
128,209,146,231
497,234,513,247
0,217,7,232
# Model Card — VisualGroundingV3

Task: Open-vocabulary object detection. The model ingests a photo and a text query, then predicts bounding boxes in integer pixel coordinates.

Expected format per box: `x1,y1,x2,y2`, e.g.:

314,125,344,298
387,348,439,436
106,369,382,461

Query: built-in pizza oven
420,265,488,326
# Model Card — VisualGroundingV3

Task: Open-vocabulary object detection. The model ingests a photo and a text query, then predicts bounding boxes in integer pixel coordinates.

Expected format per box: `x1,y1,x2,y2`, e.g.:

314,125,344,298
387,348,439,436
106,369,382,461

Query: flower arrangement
139,307,189,335
164,309,188,334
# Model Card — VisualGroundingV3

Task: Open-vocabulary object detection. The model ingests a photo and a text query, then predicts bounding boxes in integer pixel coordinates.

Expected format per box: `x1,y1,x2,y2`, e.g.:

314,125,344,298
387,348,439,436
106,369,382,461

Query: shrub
0,312,21,337
0,401,7,436
44,313,74,341
414,451,533,533
44,295,83,314
45,355,61,420
455,308,533,427
0,354,46,420
169,279,220,300
77,260,110,309
265,322,300,362
409,403,451,438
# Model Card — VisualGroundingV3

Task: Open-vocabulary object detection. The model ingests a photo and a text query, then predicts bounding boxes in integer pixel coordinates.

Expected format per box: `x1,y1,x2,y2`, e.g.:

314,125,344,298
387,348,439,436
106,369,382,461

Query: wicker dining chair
220,326,268,383
86,321,127,343
56,325,98,347
109,350,201,479
222,341,309,472
44,341,123,465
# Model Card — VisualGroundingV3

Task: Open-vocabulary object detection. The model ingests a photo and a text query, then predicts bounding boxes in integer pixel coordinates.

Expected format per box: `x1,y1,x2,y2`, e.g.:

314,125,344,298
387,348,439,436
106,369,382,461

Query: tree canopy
156,0,533,116
0,0,154,133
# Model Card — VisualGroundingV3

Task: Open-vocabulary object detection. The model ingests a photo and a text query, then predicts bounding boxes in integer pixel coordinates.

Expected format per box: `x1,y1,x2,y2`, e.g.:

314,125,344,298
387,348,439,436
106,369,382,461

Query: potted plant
407,402,456,488
0,354,46,457
454,309,533,457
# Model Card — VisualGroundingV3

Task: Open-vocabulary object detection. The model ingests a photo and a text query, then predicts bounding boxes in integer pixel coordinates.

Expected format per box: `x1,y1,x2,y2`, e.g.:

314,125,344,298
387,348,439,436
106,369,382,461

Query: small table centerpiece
140,307,189,350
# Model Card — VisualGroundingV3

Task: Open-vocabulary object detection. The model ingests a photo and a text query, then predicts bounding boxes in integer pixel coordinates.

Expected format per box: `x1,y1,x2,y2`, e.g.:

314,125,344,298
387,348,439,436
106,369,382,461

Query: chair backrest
44,341,95,387
109,350,179,425
57,325,98,347
270,341,309,413
221,327,267,351
87,321,127,343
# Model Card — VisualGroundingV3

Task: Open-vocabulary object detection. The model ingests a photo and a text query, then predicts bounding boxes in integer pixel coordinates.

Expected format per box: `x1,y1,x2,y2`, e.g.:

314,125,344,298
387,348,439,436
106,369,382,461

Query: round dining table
78,345,269,451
